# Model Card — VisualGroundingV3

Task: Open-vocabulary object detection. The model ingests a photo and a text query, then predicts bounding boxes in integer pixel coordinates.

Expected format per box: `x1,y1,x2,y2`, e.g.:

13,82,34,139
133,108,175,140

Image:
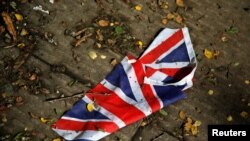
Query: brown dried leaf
2,12,17,41
98,20,109,27
176,0,185,7
240,111,248,119
162,18,168,25
96,29,104,41
179,110,185,120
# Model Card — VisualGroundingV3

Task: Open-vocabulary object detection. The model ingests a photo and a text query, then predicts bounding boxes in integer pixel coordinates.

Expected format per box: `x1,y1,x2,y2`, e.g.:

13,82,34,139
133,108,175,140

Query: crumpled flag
52,27,197,141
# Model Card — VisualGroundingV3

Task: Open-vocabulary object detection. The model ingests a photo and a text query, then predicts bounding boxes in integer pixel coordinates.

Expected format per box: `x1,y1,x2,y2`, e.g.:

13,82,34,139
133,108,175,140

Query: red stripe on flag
140,29,183,64
52,119,119,133
141,84,161,112
131,61,161,113
86,85,146,125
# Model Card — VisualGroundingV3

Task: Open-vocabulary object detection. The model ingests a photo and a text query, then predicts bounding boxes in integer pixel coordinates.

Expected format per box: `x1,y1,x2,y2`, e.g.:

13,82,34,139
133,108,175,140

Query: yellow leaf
20,28,28,36
17,43,25,49
240,111,248,119
86,103,94,112
176,0,185,7
184,117,192,131
136,40,143,49
245,80,249,85
40,117,49,123
135,5,142,11
227,115,233,122
204,49,214,59
15,13,23,21
191,125,198,135
208,89,214,95
52,138,62,141
193,120,202,127
179,111,185,120
140,121,147,127
98,20,109,27
167,13,175,20
88,51,98,60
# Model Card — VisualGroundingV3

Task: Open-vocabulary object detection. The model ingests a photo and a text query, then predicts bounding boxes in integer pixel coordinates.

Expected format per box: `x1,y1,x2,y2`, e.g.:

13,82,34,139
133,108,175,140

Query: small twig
71,28,88,37
45,92,84,102
2,44,16,48
45,92,111,102
73,32,93,47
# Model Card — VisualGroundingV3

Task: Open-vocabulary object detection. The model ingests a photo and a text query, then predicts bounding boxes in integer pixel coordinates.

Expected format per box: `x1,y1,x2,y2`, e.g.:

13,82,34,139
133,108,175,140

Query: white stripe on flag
146,62,190,69
61,116,111,122
83,96,126,128
52,128,110,141
121,57,152,115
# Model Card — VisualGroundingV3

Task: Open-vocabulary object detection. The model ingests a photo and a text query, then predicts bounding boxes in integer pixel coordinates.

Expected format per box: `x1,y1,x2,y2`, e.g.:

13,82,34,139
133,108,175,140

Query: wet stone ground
0,0,249,141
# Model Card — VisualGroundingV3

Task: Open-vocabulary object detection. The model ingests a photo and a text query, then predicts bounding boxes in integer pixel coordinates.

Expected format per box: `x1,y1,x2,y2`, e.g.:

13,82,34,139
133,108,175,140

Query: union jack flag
52,27,197,141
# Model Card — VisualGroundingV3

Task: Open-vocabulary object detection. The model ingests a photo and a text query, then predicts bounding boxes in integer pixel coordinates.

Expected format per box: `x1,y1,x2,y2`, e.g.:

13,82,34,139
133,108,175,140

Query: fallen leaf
244,80,249,85
115,26,123,34
98,20,109,27
96,42,102,48
40,117,50,123
179,110,185,120
15,13,23,21
100,55,107,59
227,26,238,33
2,11,17,41
88,51,98,60
208,89,214,95
86,103,94,112
136,40,143,49
227,115,233,122
162,18,168,25
159,109,168,116
29,73,37,81
110,58,118,66
140,121,147,126
20,28,28,36
167,13,175,20
176,0,185,7
15,96,23,103
2,115,7,122
193,120,202,127
204,49,214,59
52,138,62,141
191,125,198,135
184,118,192,131
135,5,142,11
240,111,248,119
221,36,228,42
96,29,104,41
17,43,25,49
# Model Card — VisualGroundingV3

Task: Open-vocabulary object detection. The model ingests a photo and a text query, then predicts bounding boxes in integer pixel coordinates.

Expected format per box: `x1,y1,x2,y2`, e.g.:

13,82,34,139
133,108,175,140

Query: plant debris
2,11,17,41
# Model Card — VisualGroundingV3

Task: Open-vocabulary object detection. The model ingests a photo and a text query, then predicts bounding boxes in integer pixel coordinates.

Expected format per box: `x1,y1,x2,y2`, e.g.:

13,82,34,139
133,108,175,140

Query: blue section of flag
63,99,109,120
153,85,186,106
105,64,137,101
160,43,189,63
